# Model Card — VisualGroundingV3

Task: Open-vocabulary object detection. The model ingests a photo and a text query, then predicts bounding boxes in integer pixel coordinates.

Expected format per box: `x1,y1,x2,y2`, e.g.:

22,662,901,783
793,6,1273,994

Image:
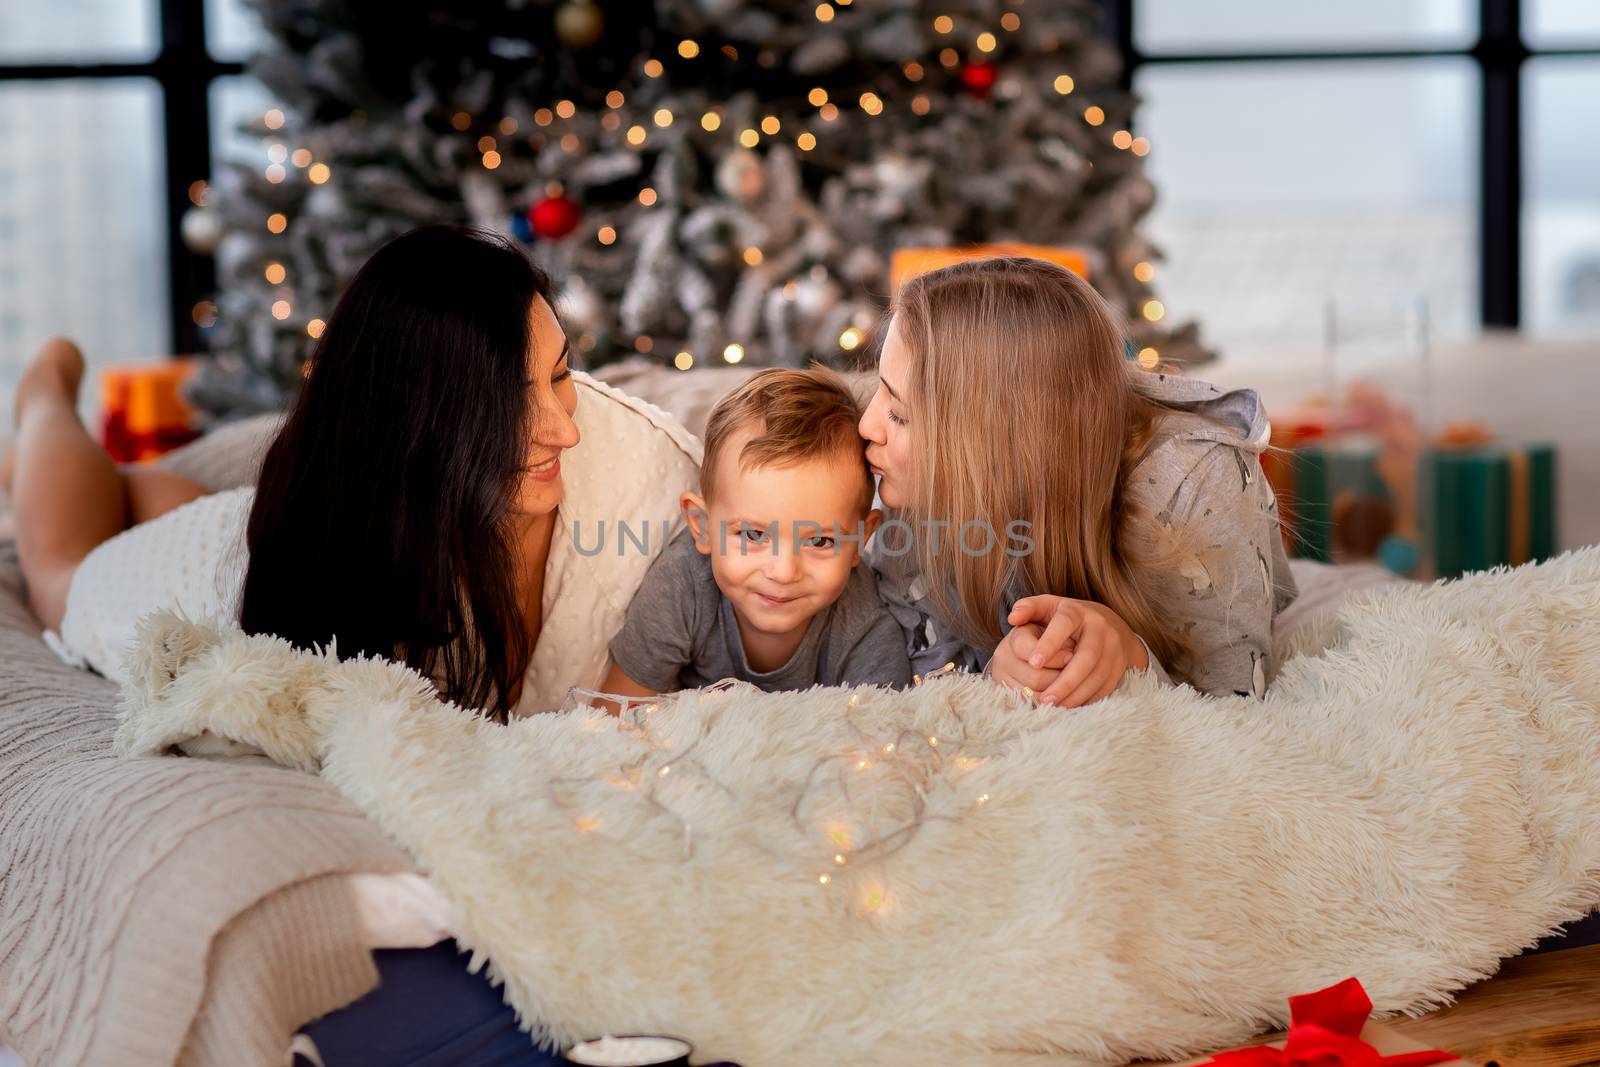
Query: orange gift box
890,244,1090,292
99,359,201,463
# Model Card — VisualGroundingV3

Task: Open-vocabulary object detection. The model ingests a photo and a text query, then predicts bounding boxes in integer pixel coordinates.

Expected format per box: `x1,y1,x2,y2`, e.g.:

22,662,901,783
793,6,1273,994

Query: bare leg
121,467,207,526
9,339,126,629
6,339,203,631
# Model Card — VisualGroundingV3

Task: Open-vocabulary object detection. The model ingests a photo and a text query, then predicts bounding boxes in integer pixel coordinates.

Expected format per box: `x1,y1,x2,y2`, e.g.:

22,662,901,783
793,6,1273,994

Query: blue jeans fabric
1524,908,1600,954
294,940,563,1067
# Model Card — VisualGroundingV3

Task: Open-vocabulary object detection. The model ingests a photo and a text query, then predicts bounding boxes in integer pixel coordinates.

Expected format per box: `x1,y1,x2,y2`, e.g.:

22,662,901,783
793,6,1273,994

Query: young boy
602,367,911,701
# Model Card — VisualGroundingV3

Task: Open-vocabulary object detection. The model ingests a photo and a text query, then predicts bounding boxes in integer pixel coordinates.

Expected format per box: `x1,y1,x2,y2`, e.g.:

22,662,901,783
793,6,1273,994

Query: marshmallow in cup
564,1034,693,1066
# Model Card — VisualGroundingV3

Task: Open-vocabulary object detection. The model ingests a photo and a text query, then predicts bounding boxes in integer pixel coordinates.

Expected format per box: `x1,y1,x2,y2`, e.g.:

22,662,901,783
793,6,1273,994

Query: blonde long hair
890,256,1181,669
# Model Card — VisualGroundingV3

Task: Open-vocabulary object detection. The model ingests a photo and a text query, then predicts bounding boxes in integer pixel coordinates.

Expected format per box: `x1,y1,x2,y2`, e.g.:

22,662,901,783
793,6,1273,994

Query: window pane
1133,60,1477,364
0,1,157,63
0,81,169,417
1526,0,1600,47
1135,0,1475,54
210,75,278,172
206,0,269,60
1525,59,1600,336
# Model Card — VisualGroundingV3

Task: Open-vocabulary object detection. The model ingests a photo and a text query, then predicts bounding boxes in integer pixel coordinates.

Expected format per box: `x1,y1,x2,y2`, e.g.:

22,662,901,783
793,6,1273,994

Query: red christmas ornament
529,194,582,239
961,62,998,100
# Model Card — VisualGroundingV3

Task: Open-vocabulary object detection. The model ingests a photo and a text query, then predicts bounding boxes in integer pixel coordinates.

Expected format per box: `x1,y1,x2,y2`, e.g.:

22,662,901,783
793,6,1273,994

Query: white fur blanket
116,549,1600,1066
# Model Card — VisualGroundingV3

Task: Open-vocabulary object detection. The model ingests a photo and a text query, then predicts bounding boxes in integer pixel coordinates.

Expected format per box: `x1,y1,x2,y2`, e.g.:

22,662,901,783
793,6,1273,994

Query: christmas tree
191,0,1206,414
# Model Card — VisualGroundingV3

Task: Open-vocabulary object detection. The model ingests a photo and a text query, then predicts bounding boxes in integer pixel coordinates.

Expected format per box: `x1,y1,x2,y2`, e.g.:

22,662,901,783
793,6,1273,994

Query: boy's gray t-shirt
609,527,912,693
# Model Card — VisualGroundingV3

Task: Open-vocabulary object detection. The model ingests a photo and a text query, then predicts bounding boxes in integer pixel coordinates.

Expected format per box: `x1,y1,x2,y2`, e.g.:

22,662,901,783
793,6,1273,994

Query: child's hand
598,659,661,717
986,623,1070,697
1006,595,1149,708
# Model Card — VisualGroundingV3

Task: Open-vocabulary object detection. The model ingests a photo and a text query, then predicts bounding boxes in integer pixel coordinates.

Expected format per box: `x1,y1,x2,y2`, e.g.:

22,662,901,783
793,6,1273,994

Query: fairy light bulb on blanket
556,679,1010,918
858,884,888,915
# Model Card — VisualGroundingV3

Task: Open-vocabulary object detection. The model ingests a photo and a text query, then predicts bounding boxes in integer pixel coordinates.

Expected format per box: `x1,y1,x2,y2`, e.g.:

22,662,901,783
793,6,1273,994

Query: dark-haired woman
8,227,701,1065
10,226,700,719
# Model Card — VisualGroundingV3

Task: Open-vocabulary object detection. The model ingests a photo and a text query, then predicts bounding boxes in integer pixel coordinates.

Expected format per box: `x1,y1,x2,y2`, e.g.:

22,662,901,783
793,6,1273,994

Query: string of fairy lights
548,663,1017,920
188,2,1174,374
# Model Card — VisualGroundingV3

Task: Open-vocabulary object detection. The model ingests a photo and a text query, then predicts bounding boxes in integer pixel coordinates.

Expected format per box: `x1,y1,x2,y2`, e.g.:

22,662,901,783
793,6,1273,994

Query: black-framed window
0,0,246,410
1102,0,1600,357
4,2,1596,402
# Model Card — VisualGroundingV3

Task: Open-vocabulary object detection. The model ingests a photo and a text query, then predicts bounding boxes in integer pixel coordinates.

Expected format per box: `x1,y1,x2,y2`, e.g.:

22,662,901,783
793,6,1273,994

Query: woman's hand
1005,596,1150,708
987,623,1071,697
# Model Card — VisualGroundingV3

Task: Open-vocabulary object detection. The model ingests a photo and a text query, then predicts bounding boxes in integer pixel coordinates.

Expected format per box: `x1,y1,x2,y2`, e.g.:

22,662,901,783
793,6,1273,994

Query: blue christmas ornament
510,210,534,243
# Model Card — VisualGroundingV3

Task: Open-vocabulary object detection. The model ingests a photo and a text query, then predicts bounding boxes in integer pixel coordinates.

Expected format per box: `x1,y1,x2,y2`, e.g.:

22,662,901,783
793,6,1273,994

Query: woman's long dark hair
240,225,550,720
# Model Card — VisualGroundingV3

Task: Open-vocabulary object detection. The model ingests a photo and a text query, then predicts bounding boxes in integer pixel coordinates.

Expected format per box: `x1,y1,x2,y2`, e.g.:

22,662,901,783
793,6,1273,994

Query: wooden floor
1387,944,1600,1067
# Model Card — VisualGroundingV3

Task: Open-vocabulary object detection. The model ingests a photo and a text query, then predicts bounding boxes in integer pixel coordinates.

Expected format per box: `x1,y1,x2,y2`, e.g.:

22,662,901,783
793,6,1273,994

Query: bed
1,361,1551,1067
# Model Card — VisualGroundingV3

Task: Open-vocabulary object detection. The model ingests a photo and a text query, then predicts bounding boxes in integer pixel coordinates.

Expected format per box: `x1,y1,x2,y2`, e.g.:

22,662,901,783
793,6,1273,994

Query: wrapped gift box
1427,443,1557,579
100,359,201,463
889,243,1090,290
1274,440,1400,567
1268,417,1557,578
1164,1019,1474,1066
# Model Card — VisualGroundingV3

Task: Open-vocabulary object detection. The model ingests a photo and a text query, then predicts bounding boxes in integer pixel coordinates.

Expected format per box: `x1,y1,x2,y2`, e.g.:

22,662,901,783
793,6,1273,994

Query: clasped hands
986,595,1149,708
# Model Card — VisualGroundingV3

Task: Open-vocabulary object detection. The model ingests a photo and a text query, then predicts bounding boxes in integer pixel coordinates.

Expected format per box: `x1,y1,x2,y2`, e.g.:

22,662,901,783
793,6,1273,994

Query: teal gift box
1279,441,1557,578
1281,442,1394,565
1426,443,1557,578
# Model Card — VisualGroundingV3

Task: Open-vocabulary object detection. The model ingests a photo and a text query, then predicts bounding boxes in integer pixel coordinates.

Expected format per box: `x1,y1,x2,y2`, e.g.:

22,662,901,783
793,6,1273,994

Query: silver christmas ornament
181,205,223,255
714,148,766,206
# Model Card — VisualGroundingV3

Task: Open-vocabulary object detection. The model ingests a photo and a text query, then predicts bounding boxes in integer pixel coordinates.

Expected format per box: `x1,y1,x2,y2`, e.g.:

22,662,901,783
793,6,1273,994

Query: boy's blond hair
700,366,874,515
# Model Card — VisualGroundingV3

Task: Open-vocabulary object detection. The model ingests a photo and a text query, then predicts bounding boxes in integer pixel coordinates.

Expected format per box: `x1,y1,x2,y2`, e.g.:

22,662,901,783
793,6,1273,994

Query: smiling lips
526,455,560,481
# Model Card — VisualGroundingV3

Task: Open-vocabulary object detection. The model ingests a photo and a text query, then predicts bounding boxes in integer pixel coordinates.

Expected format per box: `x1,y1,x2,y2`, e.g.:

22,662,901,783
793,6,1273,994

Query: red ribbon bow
1205,978,1456,1067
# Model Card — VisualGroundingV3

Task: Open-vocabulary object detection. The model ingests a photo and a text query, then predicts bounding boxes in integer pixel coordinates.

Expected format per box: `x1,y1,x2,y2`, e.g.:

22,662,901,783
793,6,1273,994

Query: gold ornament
555,0,604,48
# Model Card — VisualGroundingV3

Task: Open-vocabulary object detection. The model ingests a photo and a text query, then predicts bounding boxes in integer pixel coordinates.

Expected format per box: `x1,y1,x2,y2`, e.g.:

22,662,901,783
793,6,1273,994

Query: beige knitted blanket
115,549,1600,1066
0,545,417,1066
0,420,417,1067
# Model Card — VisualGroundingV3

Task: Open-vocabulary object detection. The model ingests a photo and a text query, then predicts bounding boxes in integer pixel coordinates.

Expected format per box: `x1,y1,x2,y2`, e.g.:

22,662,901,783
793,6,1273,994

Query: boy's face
682,429,882,642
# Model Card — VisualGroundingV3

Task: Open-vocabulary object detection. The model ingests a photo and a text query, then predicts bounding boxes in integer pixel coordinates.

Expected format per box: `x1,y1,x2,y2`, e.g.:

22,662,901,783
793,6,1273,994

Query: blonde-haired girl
858,256,1297,705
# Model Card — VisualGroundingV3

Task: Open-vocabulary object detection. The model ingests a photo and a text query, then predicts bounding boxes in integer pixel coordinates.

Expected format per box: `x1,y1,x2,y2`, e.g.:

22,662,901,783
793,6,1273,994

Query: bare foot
14,337,86,425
